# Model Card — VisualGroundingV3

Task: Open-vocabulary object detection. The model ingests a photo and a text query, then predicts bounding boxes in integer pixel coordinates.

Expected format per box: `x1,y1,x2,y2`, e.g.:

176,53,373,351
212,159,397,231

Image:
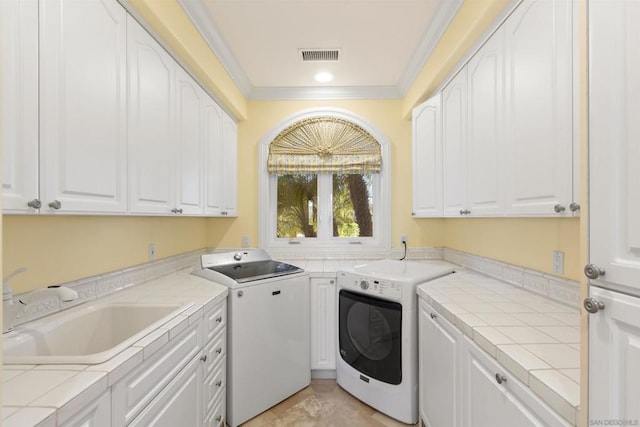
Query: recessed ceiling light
314,72,333,83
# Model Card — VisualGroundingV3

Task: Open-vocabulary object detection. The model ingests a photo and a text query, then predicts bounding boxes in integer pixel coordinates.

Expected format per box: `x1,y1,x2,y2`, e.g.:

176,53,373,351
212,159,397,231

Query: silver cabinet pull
216,380,222,387
200,354,207,362
215,415,222,422
569,202,580,212
216,316,223,323
27,199,42,209
495,373,507,384
216,347,222,354
459,209,466,215
171,208,183,214
48,200,62,209
430,313,437,319
554,204,566,213
584,297,605,313
584,264,606,280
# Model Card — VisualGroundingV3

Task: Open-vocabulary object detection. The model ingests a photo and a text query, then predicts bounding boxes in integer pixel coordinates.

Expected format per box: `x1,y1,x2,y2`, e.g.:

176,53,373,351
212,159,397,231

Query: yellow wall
444,217,581,280
3,216,207,293
206,99,446,250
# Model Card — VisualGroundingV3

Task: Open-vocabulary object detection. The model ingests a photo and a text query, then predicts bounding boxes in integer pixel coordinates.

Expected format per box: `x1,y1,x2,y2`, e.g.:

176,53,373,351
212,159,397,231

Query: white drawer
204,301,226,342
112,320,203,425
203,328,226,378
204,395,225,427
203,357,225,418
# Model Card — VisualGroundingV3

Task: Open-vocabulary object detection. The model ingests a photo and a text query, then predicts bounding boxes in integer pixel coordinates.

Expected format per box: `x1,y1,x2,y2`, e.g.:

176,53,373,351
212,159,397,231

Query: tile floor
241,379,415,427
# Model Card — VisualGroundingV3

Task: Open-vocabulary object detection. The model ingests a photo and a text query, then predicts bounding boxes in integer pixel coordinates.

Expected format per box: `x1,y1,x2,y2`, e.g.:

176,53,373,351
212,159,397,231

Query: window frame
259,108,391,254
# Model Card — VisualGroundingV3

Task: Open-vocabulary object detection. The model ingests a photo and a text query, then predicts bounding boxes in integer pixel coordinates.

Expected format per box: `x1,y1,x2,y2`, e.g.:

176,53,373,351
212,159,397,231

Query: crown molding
249,86,402,100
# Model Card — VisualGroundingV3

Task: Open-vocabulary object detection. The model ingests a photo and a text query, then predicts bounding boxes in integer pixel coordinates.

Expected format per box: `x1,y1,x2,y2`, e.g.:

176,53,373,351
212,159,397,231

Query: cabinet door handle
584,264,606,280
216,316,223,323
430,312,437,319
200,354,207,362
27,199,42,209
569,202,580,212
171,208,183,214
215,415,222,422
584,297,605,314
554,204,566,213
48,200,62,209
216,347,223,354
216,380,222,387
495,373,507,384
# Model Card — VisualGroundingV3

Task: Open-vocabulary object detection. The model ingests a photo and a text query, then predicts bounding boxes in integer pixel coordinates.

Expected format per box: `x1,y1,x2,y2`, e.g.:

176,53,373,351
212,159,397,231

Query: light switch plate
552,251,564,274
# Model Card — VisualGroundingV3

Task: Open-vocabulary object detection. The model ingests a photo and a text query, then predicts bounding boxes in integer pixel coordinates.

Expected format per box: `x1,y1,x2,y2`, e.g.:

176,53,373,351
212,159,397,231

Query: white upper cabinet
203,94,224,215
176,66,205,215
221,114,238,217
442,68,468,217
412,94,443,218
39,0,128,214
1,0,39,213
127,15,176,215
503,0,573,216
588,0,640,296
466,27,505,216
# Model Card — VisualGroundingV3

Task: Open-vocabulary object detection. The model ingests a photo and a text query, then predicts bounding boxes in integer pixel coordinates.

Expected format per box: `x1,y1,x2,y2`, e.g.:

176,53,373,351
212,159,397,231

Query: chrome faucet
3,267,78,334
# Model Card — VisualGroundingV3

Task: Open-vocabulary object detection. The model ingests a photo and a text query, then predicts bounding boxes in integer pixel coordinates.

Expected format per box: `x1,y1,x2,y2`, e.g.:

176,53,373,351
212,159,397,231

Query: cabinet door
419,299,462,427
1,0,39,213
442,68,468,217
588,287,640,423
203,95,224,215
176,67,204,215
310,277,337,371
461,337,568,427
412,94,443,217
504,0,573,216
39,0,127,214
588,0,640,296
129,354,203,427
128,15,176,214
221,113,238,216
466,28,505,216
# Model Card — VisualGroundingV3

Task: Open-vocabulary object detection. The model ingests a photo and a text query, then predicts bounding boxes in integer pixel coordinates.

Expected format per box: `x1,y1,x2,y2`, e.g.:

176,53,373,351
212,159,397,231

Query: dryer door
338,289,402,385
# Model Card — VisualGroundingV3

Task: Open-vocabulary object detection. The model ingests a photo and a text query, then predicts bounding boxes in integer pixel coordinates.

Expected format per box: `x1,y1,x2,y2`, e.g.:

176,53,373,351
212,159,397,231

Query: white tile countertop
2,269,227,427
417,270,580,425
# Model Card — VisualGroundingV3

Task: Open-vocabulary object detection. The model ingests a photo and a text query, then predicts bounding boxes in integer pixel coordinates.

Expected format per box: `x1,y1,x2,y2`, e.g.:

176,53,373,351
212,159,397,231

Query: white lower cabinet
111,300,227,427
461,337,569,427
60,391,111,427
418,299,462,427
310,276,337,373
130,353,203,427
418,296,569,427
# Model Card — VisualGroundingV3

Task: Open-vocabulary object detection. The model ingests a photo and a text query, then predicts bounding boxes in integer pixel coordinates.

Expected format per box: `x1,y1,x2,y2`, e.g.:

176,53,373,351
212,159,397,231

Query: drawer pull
216,380,222,387
495,373,507,385
216,316,223,323
200,355,207,362
216,347,223,354
215,415,222,422
430,313,437,319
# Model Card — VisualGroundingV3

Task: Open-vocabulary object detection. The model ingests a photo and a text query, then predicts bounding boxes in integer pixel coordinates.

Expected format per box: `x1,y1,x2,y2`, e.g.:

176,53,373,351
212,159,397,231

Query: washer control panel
340,273,403,300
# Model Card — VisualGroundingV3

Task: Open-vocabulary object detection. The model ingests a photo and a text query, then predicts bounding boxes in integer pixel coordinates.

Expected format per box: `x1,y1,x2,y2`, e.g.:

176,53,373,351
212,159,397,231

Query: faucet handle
3,267,27,301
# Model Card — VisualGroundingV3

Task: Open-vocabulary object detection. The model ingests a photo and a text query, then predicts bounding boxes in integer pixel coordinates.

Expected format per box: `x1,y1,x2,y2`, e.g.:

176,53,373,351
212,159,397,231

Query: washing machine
336,259,456,424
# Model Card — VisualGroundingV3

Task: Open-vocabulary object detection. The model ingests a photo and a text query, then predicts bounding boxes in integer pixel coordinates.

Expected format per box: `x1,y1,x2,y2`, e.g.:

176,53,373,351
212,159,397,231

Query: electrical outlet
400,234,407,245
552,251,564,274
242,235,250,247
148,243,156,261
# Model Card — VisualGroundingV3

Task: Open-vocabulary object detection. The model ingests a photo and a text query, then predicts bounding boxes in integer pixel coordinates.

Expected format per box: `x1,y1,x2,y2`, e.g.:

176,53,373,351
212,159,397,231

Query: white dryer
336,259,456,424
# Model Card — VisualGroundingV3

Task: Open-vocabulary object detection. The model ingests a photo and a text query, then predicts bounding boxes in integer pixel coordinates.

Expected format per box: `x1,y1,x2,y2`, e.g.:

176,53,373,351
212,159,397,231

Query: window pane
333,174,373,237
277,174,318,238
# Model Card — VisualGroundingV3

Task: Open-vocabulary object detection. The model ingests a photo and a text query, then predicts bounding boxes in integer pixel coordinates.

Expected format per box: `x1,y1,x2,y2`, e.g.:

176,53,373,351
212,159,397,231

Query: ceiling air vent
299,49,340,62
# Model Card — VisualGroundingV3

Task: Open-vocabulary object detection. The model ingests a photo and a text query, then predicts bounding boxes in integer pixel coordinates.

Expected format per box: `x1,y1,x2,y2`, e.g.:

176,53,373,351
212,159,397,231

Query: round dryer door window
339,289,402,385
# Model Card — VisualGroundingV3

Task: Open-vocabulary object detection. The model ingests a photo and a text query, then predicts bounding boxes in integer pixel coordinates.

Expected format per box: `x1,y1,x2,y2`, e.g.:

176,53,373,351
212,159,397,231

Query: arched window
259,109,391,253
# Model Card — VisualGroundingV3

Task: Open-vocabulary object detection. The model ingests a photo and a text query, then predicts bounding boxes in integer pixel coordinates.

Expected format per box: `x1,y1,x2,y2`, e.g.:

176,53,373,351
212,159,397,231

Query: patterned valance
267,117,382,174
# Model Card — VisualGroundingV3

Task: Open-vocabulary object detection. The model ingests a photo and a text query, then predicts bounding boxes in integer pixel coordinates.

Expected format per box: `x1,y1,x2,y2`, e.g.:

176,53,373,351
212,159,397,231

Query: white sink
3,302,191,365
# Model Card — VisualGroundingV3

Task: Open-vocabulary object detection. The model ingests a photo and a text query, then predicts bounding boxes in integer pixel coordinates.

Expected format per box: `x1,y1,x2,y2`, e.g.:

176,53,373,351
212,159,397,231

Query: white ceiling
178,0,463,99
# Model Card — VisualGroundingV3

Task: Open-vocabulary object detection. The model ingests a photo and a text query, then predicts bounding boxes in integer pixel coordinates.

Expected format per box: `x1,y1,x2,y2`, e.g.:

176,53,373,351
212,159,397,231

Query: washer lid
342,259,456,284
205,260,303,283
